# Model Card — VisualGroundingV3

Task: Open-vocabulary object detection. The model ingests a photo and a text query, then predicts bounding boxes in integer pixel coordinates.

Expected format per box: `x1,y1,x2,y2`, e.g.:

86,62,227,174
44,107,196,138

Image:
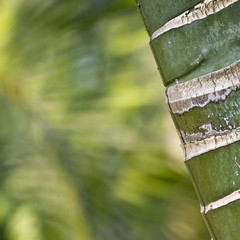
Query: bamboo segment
150,2,240,86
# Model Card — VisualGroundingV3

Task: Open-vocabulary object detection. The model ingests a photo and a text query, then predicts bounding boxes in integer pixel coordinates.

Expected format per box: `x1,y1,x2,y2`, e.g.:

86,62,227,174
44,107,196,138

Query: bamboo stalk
136,0,240,239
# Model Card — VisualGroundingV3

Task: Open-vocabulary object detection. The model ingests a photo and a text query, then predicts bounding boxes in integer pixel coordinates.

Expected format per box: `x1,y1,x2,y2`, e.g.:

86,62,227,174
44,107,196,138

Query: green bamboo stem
136,1,240,239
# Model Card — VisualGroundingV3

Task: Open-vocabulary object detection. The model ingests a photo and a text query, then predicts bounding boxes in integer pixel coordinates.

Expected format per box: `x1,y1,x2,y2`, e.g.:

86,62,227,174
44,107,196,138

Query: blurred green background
0,0,209,239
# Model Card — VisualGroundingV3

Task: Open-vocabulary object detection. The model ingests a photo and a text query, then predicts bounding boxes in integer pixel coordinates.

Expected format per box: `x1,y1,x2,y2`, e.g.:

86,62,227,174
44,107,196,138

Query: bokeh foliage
0,0,209,239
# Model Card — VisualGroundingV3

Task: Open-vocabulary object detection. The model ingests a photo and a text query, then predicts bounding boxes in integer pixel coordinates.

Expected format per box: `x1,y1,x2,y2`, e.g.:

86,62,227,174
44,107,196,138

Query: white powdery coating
200,205,205,214
150,0,238,41
181,122,236,142
202,189,240,214
184,129,240,161
166,59,240,115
